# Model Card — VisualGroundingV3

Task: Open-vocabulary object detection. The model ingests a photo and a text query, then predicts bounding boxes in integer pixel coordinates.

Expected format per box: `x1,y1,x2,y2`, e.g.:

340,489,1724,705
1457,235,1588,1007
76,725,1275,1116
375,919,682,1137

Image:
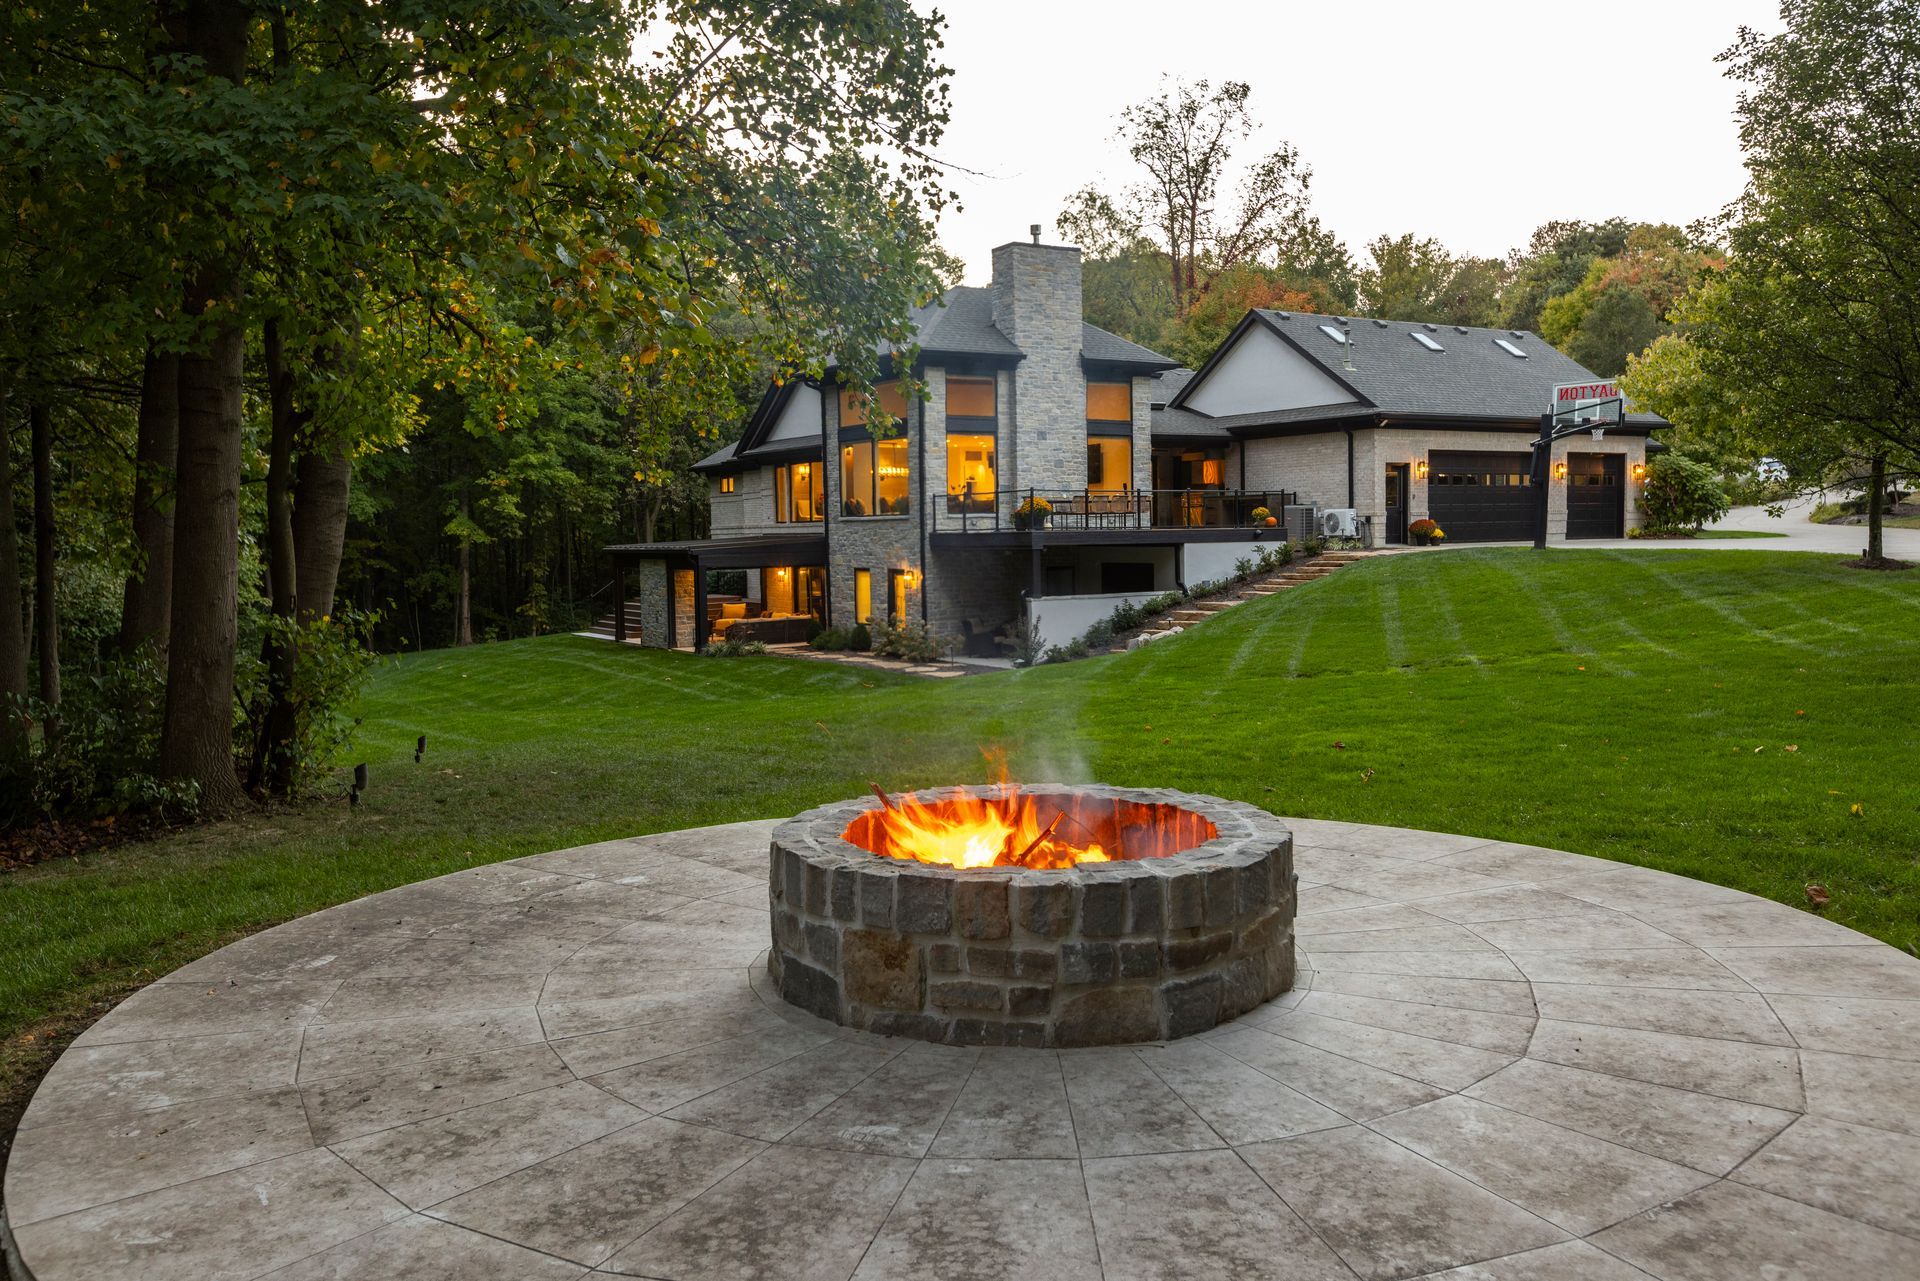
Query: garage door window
1434,468,1531,486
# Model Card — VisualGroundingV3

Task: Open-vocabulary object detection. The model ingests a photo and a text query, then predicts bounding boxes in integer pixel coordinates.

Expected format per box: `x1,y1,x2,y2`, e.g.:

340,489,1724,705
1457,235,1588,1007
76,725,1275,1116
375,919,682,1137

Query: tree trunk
1866,453,1886,564
121,349,179,657
0,389,29,764
157,0,250,814
291,449,351,620
249,319,299,796
455,496,473,646
30,403,58,739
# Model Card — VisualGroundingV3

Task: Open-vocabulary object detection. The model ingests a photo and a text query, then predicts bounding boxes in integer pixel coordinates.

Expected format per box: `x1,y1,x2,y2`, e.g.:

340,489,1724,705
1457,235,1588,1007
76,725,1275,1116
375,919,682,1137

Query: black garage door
1566,452,1624,539
1428,451,1534,542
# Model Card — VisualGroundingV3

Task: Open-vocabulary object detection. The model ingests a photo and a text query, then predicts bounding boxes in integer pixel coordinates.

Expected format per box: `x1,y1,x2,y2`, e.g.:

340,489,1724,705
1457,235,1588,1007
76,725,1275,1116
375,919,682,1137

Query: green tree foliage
1537,226,1724,376
1502,218,1636,333
1638,454,1732,531
0,0,957,817
1357,235,1506,328
1057,79,1355,353
1631,0,1918,563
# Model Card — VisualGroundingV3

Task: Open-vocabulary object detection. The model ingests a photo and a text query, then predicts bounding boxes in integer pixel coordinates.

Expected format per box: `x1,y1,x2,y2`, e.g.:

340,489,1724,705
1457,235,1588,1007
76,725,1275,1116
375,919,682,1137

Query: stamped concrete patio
6,817,1918,1281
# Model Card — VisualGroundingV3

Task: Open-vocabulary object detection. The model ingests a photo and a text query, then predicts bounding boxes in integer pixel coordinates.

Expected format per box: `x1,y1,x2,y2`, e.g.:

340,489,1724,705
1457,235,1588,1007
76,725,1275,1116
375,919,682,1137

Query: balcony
937,487,1298,538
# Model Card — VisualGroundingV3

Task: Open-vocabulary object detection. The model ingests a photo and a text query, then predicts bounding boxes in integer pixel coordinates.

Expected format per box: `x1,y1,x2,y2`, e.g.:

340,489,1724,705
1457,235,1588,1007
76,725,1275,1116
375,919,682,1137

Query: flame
858,783,1113,870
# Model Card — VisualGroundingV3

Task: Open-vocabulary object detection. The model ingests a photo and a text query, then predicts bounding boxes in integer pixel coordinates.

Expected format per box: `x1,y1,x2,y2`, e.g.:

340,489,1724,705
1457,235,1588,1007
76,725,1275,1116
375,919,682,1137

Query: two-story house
606,233,1664,654
608,233,1299,653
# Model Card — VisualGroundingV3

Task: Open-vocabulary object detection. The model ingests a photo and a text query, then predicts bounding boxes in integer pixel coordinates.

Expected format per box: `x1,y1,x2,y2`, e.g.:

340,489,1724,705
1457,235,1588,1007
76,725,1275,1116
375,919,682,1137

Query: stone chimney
991,237,1084,489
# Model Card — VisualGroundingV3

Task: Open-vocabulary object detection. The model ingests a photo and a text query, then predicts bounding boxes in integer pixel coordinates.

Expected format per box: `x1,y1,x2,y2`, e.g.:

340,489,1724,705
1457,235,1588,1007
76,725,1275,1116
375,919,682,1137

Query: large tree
1058,80,1351,329
1633,0,1919,564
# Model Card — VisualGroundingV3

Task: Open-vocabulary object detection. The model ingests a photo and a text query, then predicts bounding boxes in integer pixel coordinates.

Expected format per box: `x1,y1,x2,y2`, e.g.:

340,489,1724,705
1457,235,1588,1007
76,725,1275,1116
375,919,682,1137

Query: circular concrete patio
6,817,1918,1281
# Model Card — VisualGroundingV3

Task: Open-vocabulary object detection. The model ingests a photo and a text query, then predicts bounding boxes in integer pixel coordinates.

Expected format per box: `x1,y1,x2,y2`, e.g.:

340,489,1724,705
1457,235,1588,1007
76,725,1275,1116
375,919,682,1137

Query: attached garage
1427,450,1535,543
1566,452,1625,539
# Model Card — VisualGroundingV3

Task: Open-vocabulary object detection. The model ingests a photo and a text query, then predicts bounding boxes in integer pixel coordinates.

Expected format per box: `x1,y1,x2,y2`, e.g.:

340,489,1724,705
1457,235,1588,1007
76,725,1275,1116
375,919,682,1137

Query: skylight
1411,332,1445,352
1318,324,1349,344
1495,338,1528,358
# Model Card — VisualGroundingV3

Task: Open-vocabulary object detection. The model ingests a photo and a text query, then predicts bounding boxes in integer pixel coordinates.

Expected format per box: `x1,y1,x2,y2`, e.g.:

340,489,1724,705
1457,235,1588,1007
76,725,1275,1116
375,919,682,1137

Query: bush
808,627,851,651
706,632,768,657
235,607,382,799
848,623,872,652
1640,454,1731,531
1,646,197,826
873,621,947,662
1009,614,1045,667
1081,620,1116,651
1302,536,1327,556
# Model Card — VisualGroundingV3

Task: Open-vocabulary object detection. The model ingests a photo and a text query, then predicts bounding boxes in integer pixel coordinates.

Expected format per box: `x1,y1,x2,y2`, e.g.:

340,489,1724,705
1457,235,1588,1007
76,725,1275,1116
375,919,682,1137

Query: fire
845,767,1218,871
857,784,1111,870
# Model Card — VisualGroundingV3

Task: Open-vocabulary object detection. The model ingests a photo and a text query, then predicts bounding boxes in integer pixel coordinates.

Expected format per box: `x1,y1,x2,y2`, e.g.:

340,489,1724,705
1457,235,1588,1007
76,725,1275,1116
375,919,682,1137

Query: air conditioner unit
1320,508,1359,538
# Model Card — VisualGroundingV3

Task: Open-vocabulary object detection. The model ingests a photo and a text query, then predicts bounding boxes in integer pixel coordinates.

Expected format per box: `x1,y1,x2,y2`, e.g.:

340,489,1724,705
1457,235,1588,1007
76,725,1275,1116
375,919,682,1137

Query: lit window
840,440,910,516
855,569,872,625
719,475,736,493
947,377,996,419
1087,436,1132,493
947,433,996,512
1086,381,1132,423
840,381,908,428
772,463,822,523
1495,338,1528,357
1318,324,1350,344
1411,332,1445,352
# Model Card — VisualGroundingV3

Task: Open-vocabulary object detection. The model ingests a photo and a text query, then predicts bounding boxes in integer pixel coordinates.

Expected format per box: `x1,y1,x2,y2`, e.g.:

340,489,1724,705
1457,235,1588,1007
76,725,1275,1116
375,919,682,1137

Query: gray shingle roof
1200,311,1663,427
1150,367,1198,406
692,441,738,472
858,286,1177,371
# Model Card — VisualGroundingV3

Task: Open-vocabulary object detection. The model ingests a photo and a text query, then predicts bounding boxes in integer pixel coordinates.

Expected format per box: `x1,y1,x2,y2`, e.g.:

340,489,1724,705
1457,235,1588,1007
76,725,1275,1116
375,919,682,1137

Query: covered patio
606,534,827,652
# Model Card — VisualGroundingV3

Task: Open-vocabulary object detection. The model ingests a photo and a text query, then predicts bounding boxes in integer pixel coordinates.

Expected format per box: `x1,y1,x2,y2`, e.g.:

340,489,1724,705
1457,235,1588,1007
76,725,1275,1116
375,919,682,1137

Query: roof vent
1372,318,1389,328
1453,325,1468,334
1273,311,1291,320
1494,338,1528,358
1510,330,1527,339
1030,223,1042,244
1423,323,1438,331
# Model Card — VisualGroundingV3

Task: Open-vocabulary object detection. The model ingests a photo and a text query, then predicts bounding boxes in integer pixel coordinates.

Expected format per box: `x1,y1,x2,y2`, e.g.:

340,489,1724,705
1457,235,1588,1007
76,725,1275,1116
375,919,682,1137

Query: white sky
925,0,1779,283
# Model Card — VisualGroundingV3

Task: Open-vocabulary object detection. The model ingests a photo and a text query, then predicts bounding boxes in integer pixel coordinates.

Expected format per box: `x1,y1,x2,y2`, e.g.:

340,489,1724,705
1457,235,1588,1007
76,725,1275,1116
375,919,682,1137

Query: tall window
772,462,822,523
1087,380,1134,494
854,569,872,625
888,569,907,624
947,435,996,512
947,377,996,420
1087,438,1132,494
839,381,908,428
841,439,911,516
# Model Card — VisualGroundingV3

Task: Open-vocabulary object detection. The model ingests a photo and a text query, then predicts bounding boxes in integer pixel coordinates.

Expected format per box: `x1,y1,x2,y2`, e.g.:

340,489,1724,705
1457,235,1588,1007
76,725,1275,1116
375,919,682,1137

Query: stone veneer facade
767,786,1297,1048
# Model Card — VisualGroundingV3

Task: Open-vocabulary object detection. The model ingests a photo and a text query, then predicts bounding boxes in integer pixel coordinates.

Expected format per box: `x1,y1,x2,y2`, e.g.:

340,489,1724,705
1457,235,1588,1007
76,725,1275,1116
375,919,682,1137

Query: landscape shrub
706,633,768,657
873,621,947,662
848,623,872,651
1,647,196,826
1640,454,1731,531
1009,614,1045,667
808,627,851,651
235,607,381,798
1234,555,1255,579
1081,619,1116,651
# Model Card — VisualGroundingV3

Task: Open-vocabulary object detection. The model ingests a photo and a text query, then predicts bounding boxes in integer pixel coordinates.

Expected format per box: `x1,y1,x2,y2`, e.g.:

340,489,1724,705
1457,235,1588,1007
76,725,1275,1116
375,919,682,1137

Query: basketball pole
1530,396,1626,550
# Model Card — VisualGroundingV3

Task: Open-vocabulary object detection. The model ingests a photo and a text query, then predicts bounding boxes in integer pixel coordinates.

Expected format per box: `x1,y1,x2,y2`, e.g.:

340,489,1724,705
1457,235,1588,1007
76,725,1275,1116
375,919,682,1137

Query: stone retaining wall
767,785,1296,1047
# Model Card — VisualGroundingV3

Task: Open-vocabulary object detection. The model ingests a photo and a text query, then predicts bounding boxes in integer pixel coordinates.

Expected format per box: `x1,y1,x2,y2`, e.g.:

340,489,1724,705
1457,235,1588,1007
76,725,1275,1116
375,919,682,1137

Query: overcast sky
923,1,1780,284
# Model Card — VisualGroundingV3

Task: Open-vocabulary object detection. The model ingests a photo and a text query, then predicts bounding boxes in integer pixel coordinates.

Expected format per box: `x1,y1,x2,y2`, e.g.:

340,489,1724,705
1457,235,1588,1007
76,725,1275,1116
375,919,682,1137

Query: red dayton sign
1554,380,1618,404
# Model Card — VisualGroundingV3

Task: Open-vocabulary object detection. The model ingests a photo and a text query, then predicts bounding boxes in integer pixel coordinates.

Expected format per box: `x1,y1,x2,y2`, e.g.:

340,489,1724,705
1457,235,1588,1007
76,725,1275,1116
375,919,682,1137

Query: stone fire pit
767,784,1296,1046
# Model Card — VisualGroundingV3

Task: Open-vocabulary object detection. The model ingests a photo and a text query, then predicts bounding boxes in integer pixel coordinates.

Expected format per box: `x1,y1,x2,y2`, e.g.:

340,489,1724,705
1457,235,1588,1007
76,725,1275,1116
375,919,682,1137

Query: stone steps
1132,552,1377,638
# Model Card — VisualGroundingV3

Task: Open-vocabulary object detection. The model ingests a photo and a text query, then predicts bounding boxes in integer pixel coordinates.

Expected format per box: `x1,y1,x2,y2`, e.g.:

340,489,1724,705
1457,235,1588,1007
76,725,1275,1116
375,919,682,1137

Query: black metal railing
949,487,1298,534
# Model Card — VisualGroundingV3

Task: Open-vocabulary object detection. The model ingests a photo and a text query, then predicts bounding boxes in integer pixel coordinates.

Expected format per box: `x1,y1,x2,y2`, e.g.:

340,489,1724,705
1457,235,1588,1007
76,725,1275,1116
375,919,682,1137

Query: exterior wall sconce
774,567,788,579
1631,462,1647,481
1553,461,1568,480
1415,460,1429,480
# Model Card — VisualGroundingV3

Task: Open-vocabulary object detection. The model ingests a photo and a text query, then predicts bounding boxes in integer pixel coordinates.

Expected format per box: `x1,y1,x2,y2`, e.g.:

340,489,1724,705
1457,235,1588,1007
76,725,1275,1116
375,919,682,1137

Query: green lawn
4,548,1918,1105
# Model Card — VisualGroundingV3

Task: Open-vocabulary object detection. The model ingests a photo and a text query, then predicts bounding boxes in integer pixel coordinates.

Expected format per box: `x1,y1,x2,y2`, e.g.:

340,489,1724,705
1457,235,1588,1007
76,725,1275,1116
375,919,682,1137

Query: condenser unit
1320,508,1359,538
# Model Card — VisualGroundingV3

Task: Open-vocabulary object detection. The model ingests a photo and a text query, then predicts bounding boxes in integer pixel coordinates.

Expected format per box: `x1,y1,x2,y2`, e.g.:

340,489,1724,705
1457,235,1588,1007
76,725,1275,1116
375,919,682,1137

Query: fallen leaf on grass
1784,745,1799,753
1160,737,1172,745
1359,768,1375,783
1332,740,1346,750
1850,803,1865,817
1805,884,1830,910
1755,746,1766,753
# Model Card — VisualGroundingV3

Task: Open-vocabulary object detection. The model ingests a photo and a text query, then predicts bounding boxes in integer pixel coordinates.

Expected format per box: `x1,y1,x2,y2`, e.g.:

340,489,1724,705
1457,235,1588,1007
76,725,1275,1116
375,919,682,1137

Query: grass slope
4,548,1918,1099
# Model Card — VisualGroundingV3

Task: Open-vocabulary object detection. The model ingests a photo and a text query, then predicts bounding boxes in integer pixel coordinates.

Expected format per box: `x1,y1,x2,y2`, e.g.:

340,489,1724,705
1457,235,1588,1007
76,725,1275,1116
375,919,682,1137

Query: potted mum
1409,517,1445,546
1013,495,1053,530
1249,505,1271,528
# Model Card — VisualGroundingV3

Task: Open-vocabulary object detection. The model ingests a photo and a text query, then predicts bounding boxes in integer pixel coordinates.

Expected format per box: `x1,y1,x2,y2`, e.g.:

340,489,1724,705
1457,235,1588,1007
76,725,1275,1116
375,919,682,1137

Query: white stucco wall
1181,539,1278,585
1028,591,1166,652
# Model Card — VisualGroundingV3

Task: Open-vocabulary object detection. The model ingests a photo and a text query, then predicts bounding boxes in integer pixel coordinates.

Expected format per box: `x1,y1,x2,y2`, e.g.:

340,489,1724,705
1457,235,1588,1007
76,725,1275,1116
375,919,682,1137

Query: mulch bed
1843,556,1914,571
0,813,183,872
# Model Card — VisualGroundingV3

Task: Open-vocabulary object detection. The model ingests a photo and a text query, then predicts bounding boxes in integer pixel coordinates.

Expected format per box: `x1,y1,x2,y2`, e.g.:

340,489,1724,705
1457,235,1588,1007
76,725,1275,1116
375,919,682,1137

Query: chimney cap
1029,223,1042,244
